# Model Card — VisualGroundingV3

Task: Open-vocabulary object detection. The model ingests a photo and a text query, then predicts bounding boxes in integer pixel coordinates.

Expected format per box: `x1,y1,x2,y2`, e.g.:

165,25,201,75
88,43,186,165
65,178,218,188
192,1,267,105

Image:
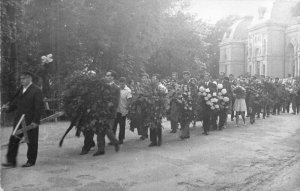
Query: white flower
207,94,211,98
217,84,223,89
219,96,223,100
213,81,217,85
205,88,210,93
199,86,205,92
215,105,219,109
203,92,207,96
218,92,222,96
41,53,53,64
206,101,210,105
211,106,215,110
221,89,227,95
212,92,217,97
204,97,208,101
184,85,188,91
223,97,229,102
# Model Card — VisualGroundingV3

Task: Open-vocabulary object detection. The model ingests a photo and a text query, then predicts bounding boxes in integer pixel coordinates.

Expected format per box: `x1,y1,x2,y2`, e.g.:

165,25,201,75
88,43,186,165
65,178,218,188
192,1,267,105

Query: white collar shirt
23,82,32,94
117,85,132,116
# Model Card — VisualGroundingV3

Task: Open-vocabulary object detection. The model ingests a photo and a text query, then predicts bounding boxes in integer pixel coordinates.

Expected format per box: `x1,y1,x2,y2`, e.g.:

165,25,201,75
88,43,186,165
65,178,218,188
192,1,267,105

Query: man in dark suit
2,71,44,168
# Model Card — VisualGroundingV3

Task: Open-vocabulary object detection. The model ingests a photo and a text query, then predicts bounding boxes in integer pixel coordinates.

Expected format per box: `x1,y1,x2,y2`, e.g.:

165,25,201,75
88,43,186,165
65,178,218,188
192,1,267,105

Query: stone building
219,0,300,78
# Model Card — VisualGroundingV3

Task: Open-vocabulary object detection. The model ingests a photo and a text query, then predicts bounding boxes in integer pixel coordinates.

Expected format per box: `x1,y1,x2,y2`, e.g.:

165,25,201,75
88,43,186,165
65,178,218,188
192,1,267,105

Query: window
256,62,260,75
262,39,266,55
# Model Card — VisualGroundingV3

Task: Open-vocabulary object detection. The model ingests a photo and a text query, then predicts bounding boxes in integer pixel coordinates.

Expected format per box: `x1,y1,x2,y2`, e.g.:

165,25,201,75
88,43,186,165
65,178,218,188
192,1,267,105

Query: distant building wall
219,0,300,78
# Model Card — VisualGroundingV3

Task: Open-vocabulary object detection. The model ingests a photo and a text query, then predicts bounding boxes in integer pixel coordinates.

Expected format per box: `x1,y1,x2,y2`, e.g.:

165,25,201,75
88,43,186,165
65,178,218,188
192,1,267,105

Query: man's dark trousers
7,127,39,165
82,129,95,151
150,124,162,145
113,112,126,141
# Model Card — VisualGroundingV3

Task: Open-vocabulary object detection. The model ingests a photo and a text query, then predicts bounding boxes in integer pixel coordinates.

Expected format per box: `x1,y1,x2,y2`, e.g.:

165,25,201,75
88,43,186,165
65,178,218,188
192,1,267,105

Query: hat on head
20,70,35,78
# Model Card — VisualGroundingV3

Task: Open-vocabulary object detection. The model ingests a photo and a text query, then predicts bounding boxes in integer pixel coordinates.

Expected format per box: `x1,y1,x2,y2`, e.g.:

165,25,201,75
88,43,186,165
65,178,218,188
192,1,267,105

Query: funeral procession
1,0,300,191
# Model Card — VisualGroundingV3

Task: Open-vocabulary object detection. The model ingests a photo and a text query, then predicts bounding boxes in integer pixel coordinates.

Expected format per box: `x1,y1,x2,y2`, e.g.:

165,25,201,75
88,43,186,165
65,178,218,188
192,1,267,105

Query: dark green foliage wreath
62,71,119,132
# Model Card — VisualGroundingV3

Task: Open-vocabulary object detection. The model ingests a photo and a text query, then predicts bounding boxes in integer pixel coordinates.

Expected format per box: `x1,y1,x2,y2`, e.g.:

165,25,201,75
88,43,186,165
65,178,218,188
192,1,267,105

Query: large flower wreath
63,71,119,133
144,83,168,129
198,84,230,111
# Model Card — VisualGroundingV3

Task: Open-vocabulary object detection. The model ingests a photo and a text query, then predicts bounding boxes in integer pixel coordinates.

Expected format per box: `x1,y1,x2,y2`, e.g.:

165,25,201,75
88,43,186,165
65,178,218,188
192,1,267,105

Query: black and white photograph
1,0,300,190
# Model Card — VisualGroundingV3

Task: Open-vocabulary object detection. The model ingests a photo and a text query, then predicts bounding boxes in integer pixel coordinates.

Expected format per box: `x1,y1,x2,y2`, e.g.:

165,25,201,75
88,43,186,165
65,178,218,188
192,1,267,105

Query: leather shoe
140,135,148,140
170,129,177,133
148,142,157,147
93,151,105,156
22,162,34,168
114,143,119,152
80,149,89,155
179,135,190,140
2,162,16,168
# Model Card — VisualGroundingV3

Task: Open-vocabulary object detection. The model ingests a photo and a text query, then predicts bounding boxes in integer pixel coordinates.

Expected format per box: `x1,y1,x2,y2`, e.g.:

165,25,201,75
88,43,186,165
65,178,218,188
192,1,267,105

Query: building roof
222,17,253,42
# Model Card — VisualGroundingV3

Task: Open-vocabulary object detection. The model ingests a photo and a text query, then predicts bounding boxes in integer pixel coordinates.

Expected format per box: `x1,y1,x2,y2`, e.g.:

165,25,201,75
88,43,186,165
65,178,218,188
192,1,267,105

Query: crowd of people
2,69,300,168
127,72,300,144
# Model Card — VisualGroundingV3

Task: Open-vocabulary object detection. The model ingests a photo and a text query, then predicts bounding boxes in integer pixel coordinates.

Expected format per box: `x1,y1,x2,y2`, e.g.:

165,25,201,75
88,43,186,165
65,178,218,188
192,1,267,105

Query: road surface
1,113,300,191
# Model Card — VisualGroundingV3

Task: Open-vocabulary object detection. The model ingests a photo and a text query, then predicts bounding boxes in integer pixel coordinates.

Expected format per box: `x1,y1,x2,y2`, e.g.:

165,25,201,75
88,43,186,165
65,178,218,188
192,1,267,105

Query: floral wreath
198,83,230,111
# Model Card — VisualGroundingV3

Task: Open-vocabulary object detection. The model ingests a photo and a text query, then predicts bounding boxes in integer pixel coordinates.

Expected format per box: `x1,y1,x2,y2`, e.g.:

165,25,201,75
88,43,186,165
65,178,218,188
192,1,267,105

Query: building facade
219,0,300,78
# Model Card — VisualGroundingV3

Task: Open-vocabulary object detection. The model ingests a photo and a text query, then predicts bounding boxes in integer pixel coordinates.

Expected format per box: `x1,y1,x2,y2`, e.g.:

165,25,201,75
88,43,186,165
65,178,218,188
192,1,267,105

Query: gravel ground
1,113,300,191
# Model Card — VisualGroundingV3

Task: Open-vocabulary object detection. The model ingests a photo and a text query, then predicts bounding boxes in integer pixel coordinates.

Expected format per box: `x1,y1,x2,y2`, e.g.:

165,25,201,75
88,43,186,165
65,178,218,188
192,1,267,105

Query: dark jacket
7,84,44,127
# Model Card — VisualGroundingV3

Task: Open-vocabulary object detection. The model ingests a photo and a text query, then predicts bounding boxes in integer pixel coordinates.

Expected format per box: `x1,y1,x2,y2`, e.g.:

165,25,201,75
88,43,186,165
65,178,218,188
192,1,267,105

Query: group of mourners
2,70,300,169
65,70,300,156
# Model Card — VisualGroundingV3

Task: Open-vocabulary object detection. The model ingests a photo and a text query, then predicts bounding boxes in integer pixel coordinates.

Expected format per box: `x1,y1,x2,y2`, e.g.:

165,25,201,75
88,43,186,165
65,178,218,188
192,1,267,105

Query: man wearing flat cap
2,71,44,168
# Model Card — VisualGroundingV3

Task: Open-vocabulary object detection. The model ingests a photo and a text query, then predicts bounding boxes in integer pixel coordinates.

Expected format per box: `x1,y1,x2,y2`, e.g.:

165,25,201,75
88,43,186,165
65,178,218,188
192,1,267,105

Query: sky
187,0,275,23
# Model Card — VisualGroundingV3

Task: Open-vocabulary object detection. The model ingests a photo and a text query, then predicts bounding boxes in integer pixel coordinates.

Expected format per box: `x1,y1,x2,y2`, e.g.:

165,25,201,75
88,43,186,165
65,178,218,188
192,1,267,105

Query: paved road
1,113,300,191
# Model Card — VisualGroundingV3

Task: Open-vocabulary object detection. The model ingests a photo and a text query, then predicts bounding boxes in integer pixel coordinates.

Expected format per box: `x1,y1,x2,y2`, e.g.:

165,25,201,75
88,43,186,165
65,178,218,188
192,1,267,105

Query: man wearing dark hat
2,71,44,168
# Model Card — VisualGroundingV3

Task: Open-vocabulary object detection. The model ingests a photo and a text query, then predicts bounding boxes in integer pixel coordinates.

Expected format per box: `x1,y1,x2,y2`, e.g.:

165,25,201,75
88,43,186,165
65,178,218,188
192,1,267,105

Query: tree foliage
1,0,234,104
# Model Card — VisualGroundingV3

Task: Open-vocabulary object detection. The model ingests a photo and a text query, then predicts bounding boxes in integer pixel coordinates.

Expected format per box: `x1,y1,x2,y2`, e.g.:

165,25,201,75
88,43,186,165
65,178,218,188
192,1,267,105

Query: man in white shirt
112,77,132,144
